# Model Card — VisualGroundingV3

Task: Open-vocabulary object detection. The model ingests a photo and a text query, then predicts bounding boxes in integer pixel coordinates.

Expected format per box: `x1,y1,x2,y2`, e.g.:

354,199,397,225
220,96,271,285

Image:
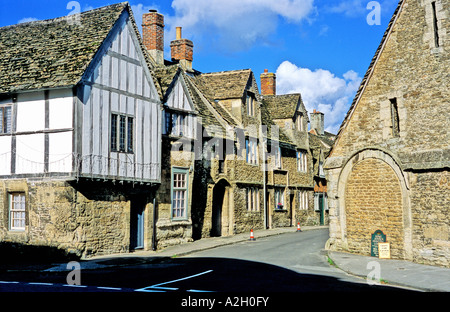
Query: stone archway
337,148,412,260
211,179,232,237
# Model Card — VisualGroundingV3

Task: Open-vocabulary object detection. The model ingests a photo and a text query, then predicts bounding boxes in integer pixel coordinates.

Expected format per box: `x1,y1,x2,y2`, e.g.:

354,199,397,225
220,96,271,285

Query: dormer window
164,110,193,138
247,92,256,117
295,113,304,131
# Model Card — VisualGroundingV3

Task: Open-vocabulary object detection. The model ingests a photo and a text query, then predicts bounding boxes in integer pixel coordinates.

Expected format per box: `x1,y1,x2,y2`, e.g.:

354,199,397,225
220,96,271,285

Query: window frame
274,188,285,210
246,187,260,212
389,98,400,138
295,113,304,131
246,92,256,117
298,190,308,211
431,1,440,48
171,167,189,220
111,113,134,153
9,192,26,231
164,110,191,138
0,105,12,134
245,137,258,165
274,145,281,169
297,150,307,173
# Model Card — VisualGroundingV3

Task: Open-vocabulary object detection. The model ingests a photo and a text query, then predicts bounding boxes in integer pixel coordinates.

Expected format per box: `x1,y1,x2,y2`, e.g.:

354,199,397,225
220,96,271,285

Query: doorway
319,194,324,226
130,198,145,250
211,179,230,237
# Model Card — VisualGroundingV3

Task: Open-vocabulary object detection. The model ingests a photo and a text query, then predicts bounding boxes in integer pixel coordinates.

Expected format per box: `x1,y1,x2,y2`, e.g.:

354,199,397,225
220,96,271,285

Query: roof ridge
199,69,252,76
0,2,129,30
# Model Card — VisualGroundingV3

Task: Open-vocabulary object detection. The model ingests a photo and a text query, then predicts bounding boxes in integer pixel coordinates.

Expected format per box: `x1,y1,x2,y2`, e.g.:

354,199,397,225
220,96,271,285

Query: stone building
324,0,449,267
0,3,335,257
142,9,334,248
0,3,162,257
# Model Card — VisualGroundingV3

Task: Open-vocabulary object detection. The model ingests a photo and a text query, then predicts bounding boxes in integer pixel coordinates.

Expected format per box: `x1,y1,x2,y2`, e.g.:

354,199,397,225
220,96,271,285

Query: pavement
5,226,450,292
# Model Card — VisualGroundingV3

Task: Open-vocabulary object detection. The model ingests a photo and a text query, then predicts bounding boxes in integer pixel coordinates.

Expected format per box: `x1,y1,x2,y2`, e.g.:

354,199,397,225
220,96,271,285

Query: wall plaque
378,242,391,259
371,230,386,257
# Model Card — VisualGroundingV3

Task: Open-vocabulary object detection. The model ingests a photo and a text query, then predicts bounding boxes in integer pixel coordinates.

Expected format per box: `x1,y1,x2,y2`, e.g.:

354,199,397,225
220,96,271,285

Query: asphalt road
0,228,414,295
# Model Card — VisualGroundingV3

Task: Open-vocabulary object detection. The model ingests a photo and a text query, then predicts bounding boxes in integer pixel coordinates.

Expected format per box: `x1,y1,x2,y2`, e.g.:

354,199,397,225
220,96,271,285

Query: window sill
274,209,288,213
111,150,134,155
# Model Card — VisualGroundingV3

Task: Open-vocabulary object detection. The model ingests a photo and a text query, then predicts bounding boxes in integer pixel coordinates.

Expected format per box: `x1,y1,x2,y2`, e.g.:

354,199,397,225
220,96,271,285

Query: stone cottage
141,8,334,248
0,3,336,257
324,0,449,267
0,3,162,257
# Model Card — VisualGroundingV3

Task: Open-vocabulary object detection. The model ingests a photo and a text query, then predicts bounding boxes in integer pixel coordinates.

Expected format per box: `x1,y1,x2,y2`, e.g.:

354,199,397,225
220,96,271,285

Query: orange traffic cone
249,229,256,241
296,222,302,232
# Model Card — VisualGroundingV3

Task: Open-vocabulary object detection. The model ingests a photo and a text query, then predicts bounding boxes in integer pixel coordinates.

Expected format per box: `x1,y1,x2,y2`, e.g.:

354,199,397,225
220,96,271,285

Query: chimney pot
176,27,182,40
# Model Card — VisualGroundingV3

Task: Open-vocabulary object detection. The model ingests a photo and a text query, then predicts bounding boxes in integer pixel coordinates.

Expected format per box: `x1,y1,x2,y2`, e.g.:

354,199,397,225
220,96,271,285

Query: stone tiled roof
0,2,139,94
192,69,252,100
263,93,306,120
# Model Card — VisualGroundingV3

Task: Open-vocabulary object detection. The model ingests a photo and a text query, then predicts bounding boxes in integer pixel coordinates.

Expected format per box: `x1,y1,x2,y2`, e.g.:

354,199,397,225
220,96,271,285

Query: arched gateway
337,148,412,260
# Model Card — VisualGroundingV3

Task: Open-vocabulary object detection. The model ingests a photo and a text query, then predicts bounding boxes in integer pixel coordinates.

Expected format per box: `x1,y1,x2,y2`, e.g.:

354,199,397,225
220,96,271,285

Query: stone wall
345,158,405,259
0,179,147,258
410,170,449,267
325,0,449,267
155,138,195,248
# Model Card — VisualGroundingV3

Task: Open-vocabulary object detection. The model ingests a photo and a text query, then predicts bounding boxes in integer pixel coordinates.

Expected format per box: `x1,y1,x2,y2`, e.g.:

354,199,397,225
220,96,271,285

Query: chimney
142,9,165,65
260,69,276,96
170,27,194,71
310,110,324,136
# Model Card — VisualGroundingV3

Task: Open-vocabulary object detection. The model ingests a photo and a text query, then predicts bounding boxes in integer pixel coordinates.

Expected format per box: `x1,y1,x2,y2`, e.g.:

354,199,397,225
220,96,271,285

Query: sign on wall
371,230,387,257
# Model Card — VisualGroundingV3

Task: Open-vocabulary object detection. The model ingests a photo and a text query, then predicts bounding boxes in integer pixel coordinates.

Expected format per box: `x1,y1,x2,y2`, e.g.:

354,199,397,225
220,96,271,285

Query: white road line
0,281,19,284
97,286,122,291
187,289,215,293
28,282,54,286
136,269,214,292
63,284,87,288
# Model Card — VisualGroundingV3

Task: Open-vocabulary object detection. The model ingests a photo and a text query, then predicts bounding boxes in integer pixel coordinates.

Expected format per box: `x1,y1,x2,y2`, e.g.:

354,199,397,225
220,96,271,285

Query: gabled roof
192,69,253,100
330,0,405,153
263,93,309,121
0,2,149,94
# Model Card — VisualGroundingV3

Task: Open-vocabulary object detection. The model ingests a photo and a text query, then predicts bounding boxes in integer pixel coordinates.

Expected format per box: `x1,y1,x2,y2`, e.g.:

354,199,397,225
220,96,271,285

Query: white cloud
276,61,361,134
164,0,315,52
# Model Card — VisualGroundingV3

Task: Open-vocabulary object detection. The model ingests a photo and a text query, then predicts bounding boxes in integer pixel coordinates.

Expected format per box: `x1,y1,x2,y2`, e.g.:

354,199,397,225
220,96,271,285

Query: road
0,229,414,294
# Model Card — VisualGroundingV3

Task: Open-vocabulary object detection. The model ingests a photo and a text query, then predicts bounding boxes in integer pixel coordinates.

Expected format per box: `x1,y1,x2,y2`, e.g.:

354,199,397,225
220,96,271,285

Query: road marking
63,284,87,288
187,289,215,293
0,281,19,284
28,282,54,286
136,270,214,292
97,286,123,291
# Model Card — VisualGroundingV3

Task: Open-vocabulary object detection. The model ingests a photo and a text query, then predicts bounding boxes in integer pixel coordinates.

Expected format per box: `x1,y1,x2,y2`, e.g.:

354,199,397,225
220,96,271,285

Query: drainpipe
263,139,267,229
152,195,157,251
260,107,268,229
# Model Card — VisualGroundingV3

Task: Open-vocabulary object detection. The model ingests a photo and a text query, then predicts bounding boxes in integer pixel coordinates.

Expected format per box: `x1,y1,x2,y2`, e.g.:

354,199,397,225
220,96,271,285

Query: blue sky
0,0,399,133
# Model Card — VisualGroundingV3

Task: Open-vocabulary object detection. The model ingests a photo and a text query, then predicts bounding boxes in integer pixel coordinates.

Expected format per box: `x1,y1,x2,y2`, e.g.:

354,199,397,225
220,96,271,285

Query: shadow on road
0,255,415,293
